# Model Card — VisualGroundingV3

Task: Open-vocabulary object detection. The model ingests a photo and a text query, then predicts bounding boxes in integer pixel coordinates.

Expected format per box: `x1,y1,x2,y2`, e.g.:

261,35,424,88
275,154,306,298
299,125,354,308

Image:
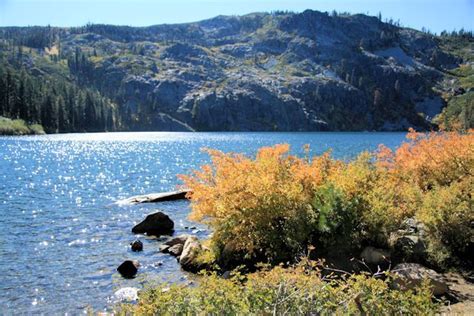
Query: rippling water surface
0,132,406,314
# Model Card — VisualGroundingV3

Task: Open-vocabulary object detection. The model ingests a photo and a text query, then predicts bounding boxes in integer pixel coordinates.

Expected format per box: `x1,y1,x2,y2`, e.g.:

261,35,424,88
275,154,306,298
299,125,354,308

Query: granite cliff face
2,10,465,131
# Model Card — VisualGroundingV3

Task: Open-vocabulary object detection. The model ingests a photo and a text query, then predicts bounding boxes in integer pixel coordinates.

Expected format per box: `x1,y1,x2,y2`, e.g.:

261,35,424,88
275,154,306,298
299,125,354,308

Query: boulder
392,235,426,261
392,263,448,295
159,244,171,253
130,239,143,252
168,244,184,257
222,271,231,280
117,260,140,278
114,287,139,302
389,218,427,263
360,246,390,265
179,236,203,272
132,211,174,236
160,235,190,253
164,234,191,247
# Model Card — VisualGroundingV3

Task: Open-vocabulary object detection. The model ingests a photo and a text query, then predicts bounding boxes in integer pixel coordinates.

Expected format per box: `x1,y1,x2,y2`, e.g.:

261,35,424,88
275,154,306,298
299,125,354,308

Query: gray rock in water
130,239,143,252
160,234,190,253
159,244,171,253
114,287,139,302
391,263,448,296
168,244,184,257
164,234,191,247
132,211,174,236
117,260,140,278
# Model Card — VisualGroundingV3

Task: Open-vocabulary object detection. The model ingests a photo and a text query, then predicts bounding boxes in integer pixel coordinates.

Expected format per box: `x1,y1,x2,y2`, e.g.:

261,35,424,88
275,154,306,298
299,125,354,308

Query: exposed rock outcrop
18,10,460,132
160,234,191,253
440,272,474,314
179,236,204,272
391,263,448,296
168,244,184,257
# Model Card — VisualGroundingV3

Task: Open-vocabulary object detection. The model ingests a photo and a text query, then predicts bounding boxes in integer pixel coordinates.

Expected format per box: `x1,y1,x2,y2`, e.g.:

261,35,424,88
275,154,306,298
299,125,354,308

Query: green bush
29,124,45,135
418,177,474,267
0,117,31,135
0,116,45,135
309,183,359,252
117,262,438,315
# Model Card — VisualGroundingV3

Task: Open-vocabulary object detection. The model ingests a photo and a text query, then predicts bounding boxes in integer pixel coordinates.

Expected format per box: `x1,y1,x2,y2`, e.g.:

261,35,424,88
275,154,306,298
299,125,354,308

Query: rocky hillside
1,10,472,132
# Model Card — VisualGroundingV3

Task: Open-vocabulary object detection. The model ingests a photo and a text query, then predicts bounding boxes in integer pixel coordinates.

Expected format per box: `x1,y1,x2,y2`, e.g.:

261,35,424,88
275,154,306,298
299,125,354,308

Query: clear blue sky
0,0,473,33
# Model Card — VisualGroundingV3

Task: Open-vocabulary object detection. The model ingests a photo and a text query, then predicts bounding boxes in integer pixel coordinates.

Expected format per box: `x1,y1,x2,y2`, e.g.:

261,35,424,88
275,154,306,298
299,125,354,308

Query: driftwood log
116,189,191,206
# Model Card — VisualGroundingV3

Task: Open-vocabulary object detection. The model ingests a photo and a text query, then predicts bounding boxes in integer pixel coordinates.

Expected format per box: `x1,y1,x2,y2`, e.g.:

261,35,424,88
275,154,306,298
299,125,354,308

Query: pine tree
84,91,96,130
41,94,58,132
0,72,6,116
57,95,66,132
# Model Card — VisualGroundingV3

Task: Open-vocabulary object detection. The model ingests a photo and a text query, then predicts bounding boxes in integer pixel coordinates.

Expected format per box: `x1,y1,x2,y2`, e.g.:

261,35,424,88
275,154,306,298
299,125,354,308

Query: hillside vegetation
117,262,437,315
1,10,472,133
435,32,474,130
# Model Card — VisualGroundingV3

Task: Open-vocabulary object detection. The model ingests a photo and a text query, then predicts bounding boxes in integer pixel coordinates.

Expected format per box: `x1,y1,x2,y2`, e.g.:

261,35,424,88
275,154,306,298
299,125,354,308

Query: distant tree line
439,28,473,38
0,47,118,133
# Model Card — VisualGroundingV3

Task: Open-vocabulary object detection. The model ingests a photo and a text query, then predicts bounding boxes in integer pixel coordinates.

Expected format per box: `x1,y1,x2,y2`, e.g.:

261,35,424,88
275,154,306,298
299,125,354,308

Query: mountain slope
1,10,472,132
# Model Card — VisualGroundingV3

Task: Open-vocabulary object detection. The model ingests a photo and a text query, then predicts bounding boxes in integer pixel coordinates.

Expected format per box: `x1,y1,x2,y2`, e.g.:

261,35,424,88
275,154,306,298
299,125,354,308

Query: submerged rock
391,263,448,295
117,260,140,278
132,211,174,236
130,239,143,252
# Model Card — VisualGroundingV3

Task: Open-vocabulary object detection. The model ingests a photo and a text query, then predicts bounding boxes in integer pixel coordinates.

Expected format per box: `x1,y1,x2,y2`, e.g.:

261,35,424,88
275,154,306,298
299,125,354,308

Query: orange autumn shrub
329,153,421,245
179,144,345,264
376,128,474,190
376,129,474,266
180,130,473,268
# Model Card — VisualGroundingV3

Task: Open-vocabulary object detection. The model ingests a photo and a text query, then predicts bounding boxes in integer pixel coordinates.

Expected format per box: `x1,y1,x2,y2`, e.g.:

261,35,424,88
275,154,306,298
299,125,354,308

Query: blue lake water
0,132,407,314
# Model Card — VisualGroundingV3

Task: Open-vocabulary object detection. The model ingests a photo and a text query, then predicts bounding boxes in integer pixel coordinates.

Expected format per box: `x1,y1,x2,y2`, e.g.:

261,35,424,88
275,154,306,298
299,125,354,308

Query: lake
0,132,407,314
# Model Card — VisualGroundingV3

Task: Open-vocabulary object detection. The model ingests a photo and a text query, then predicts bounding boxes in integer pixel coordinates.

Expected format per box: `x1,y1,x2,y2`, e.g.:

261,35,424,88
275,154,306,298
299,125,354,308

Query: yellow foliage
179,144,338,262
180,130,474,267
377,129,474,190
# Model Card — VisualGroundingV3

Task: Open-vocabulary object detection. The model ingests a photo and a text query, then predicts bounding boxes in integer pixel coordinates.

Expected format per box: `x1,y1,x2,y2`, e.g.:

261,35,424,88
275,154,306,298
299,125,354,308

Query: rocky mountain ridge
1,10,471,131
